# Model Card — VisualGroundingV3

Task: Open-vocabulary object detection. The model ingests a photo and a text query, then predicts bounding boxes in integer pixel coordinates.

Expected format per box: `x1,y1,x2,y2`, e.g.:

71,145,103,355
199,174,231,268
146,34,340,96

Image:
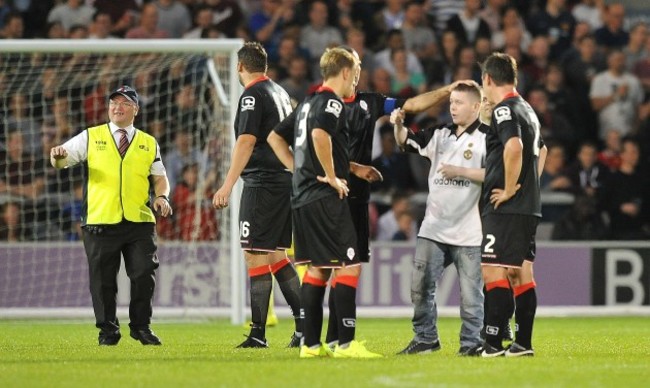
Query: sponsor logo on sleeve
494,106,511,124
325,99,343,118
241,96,255,111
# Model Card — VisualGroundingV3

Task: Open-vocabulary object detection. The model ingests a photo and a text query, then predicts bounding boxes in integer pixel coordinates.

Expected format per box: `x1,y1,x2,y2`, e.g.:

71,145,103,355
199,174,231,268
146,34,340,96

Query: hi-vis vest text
85,125,157,224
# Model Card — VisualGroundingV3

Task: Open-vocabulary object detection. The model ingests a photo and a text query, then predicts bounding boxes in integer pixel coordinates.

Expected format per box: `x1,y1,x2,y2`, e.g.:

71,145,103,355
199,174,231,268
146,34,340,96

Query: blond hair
320,47,357,80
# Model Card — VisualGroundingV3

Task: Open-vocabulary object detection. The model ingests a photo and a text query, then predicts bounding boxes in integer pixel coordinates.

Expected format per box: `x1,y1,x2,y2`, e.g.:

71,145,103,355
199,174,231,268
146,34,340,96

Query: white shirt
590,70,644,139
405,122,486,246
62,122,166,176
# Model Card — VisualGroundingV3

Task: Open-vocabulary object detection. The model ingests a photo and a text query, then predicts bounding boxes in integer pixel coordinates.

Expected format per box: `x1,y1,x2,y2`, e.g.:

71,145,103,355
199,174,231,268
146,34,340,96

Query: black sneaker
505,342,534,357
480,343,505,358
287,332,302,348
236,335,269,348
457,344,482,356
397,340,441,355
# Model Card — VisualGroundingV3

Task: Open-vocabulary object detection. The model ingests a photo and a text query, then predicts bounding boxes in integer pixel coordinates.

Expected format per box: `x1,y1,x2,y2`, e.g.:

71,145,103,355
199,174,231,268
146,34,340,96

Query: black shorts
348,198,370,263
481,213,538,268
293,195,359,268
239,185,291,251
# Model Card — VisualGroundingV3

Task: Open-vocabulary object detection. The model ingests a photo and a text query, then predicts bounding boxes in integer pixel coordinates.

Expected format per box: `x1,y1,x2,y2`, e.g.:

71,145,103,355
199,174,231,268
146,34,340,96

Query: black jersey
483,94,544,217
275,87,349,208
345,92,405,201
235,76,293,187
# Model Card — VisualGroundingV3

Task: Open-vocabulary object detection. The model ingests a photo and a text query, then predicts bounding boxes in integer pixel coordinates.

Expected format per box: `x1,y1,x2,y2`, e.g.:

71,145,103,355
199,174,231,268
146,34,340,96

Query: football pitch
1,317,649,387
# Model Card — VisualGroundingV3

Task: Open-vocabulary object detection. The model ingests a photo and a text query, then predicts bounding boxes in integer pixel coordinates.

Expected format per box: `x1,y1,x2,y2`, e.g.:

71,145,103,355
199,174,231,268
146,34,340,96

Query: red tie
117,128,129,157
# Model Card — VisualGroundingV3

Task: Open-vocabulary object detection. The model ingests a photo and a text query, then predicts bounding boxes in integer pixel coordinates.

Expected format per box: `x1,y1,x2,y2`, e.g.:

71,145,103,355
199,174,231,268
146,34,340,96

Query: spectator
203,0,243,38
564,141,608,197
300,0,343,80
601,137,649,240
427,29,460,86
426,0,464,37
0,202,21,241
623,23,648,72
572,0,605,31
60,181,83,241
93,0,139,38
445,0,491,45
46,21,66,39
374,29,423,77
392,212,416,241
590,50,644,139
152,0,191,39
346,28,376,75
528,88,577,152
371,124,415,193
88,11,118,39
491,6,532,52
182,6,214,39
68,24,88,39
279,56,311,104
539,142,572,192
522,36,551,87
479,0,507,34
370,67,392,96
376,191,417,241
1,11,24,39
374,0,406,34
594,3,629,51
171,163,218,241
163,130,205,192
0,0,10,30
46,0,95,34
248,0,294,62
390,48,426,97
402,1,437,70
527,0,576,60
543,62,583,139
551,194,608,240
4,92,41,156
598,128,622,170
125,3,169,39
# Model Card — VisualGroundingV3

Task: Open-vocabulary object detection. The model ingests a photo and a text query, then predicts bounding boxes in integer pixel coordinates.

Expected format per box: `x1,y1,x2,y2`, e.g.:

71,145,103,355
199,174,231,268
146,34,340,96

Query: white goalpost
0,40,247,324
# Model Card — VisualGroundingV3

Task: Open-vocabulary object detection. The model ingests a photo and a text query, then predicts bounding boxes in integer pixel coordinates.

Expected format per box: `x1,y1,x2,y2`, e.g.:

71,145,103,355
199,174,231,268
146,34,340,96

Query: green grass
1,317,649,387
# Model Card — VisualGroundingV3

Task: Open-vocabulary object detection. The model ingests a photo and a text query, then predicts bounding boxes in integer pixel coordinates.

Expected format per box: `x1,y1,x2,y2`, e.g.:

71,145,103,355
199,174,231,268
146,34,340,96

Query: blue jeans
410,237,484,348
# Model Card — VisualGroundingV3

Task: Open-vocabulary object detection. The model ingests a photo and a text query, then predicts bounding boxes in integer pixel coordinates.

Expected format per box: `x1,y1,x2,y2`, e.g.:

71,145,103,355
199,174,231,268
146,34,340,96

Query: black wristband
156,195,170,203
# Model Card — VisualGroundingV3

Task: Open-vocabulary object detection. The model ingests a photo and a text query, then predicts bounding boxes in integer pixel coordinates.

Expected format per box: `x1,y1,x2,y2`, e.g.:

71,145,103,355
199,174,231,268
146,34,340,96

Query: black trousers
82,221,159,332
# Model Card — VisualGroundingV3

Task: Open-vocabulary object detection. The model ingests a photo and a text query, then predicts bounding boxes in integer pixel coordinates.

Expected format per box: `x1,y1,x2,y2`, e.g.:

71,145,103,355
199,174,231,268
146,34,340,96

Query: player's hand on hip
154,197,173,217
212,186,231,209
490,184,521,209
50,146,68,159
317,175,349,199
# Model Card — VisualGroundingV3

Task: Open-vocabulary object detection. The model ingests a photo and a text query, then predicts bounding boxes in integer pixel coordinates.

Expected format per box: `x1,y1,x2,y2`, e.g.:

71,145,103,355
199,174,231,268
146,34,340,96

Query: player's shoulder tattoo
324,98,343,118
493,106,512,124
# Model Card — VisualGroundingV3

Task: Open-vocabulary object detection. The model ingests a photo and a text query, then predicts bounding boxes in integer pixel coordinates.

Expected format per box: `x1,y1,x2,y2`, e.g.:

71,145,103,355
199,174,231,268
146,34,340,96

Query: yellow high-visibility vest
85,124,157,224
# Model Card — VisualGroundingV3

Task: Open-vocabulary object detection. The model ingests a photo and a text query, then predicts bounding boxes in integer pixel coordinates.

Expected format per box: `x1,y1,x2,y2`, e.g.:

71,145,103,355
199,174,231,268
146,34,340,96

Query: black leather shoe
130,328,162,345
98,331,121,346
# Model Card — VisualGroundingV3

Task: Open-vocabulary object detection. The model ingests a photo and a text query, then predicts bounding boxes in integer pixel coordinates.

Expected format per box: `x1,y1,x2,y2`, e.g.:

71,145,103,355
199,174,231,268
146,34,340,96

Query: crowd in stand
0,0,649,241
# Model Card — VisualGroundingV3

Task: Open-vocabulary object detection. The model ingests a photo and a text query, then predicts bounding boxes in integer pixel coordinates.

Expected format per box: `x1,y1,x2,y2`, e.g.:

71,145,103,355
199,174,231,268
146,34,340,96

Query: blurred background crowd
0,0,649,242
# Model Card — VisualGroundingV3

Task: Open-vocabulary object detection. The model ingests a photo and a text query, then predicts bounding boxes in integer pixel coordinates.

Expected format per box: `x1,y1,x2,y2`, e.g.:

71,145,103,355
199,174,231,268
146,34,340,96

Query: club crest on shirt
347,247,355,260
494,106,511,124
464,149,473,160
241,96,255,111
325,99,343,118
360,100,368,111
139,144,149,151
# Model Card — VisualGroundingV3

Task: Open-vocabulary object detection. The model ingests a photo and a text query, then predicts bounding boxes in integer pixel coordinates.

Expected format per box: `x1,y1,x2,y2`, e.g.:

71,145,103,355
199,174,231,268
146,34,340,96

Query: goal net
0,40,248,323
